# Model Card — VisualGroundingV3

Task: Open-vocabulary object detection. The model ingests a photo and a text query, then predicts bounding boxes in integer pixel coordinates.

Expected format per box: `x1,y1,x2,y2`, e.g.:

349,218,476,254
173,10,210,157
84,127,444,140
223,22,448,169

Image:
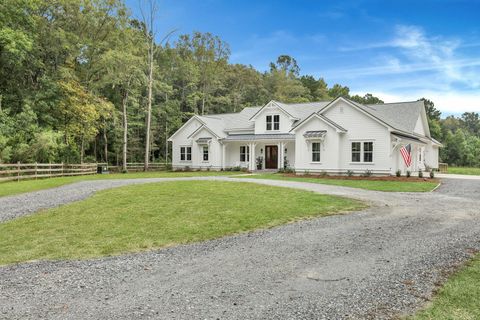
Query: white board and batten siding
321,100,392,175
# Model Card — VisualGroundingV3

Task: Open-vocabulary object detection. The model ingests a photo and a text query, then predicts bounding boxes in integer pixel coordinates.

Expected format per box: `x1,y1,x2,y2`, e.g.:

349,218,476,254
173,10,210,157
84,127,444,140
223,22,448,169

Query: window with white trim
180,146,192,161
351,142,361,162
351,142,373,163
240,146,250,162
266,115,280,131
203,146,209,161
312,142,321,162
363,142,373,162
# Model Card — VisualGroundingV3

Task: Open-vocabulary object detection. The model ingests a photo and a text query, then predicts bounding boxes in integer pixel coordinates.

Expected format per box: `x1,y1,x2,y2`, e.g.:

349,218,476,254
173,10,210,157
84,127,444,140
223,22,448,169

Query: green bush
396,169,401,177
406,170,411,178
346,170,354,177
363,169,373,177
319,171,328,177
418,169,423,178
430,169,435,179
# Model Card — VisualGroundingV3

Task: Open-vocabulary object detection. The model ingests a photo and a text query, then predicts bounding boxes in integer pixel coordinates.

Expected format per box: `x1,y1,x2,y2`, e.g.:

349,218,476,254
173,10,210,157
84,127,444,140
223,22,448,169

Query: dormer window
266,115,280,131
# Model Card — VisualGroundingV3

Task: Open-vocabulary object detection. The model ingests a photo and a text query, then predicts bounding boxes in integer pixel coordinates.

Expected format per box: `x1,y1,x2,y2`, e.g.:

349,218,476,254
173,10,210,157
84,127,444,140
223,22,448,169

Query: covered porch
220,134,296,171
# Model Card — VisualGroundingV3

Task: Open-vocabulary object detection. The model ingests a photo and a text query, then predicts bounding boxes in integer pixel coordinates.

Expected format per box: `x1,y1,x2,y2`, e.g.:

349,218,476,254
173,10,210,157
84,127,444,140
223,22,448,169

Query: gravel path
1,177,479,319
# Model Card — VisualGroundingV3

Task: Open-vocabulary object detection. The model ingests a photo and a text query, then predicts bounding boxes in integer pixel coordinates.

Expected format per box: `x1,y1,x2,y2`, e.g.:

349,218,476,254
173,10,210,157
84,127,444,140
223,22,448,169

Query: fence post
17,161,20,182
35,162,38,180
61,162,64,177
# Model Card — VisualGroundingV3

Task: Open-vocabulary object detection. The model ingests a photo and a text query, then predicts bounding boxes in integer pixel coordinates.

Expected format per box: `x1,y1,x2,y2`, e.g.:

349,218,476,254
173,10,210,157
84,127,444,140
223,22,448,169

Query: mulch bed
282,173,439,183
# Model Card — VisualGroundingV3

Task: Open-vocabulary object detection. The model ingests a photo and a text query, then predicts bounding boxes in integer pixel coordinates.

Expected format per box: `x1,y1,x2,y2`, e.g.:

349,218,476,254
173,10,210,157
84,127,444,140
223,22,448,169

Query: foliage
362,169,373,177
346,170,354,177
418,169,423,178
406,170,411,178
396,169,401,177
1,0,478,168
430,169,435,179
0,181,364,264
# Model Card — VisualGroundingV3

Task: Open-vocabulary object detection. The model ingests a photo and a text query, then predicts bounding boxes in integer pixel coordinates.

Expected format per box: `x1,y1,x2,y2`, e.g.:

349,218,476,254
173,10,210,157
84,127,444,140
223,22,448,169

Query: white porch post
221,143,226,170
250,143,256,171
278,142,284,169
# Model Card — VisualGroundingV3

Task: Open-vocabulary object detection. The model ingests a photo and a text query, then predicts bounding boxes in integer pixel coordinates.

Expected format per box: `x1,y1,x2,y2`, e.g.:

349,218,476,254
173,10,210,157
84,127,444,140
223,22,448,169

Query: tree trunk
144,35,154,172
122,90,129,172
103,122,108,163
80,136,85,164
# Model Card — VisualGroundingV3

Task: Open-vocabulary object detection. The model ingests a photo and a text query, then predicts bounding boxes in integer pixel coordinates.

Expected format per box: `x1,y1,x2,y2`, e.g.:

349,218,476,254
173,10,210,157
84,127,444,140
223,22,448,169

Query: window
312,142,321,162
203,146,209,161
351,142,373,162
363,142,373,163
273,115,280,130
240,146,250,162
180,146,192,161
266,115,280,131
351,142,361,162
266,115,272,130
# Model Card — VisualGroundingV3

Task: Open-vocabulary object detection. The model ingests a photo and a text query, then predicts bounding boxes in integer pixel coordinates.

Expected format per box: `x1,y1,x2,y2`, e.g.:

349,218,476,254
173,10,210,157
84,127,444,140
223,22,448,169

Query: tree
461,112,480,135
270,55,300,77
350,93,384,104
328,84,350,98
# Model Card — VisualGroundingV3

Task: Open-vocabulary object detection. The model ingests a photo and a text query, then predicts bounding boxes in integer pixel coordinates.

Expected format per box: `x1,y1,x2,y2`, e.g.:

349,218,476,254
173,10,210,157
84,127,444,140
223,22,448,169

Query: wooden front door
265,145,278,169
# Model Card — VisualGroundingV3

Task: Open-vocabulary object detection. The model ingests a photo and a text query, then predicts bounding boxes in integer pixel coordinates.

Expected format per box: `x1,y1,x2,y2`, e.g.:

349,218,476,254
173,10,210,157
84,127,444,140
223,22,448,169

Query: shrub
346,170,354,177
396,169,401,177
277,168,285,173
232,166,241,171
284,167,295,174
418,169,423,178
406,170,411,178
184,166,192,172
240,167,248,172
319,171,328,177
165,163,172,171
304,170,310,176
363,169,373,177
430,169,435,179
206,167,210,171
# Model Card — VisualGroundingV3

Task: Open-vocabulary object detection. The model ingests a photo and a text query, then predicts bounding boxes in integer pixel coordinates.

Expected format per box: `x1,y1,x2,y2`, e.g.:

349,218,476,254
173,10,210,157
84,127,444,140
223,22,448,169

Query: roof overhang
187,124,221,139
222,134,296,142
391,132,427,145
290,112,347,133
248,100,300,121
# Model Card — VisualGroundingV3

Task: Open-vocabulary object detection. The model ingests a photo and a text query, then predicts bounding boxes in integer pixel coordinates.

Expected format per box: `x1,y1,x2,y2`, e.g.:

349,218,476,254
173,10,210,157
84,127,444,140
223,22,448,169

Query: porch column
221,143,226,170
250,143,256,171
279,142,284,169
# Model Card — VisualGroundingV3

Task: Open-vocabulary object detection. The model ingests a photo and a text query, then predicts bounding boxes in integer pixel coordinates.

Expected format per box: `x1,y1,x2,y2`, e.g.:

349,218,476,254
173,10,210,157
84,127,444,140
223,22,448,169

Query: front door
265,145,278,169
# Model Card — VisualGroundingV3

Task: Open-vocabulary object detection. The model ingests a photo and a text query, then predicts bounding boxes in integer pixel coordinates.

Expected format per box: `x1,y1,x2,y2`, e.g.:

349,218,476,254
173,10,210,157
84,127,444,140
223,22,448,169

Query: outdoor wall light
260,148,263,154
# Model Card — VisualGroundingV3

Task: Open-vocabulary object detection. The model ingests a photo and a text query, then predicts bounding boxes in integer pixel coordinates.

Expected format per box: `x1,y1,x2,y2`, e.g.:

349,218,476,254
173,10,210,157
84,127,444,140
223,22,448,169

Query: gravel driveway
1,177,479,319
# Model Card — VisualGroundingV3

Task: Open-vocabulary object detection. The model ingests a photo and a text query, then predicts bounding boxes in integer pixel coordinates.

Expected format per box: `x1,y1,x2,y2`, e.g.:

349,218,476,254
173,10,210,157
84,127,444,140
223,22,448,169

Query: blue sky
126,0,480,115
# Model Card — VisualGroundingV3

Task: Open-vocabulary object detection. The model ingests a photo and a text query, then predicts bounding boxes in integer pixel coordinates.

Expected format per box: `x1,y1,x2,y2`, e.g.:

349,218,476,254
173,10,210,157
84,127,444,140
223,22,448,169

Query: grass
0,170,239,198
446,167,480,176
0,180,365,265
239,173,439,192
409,254,480,320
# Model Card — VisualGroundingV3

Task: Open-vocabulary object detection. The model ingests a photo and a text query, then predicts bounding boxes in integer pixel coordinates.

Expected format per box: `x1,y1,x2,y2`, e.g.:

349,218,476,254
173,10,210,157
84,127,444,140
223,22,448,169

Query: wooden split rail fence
0,163,97,182
0,162,170,182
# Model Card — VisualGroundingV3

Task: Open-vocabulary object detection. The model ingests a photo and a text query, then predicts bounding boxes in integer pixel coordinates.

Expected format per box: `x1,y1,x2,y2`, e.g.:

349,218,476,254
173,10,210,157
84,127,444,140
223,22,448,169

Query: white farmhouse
168,97,441,175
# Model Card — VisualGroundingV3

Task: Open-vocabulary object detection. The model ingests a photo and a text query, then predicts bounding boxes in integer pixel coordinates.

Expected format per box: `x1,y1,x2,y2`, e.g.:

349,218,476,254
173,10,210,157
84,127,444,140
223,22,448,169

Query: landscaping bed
282,173,439,183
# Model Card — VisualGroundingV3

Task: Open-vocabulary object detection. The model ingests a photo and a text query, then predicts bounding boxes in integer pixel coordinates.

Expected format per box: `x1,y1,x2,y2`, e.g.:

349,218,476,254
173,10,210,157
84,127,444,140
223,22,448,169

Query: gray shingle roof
195,98,427,139
303,130,327,138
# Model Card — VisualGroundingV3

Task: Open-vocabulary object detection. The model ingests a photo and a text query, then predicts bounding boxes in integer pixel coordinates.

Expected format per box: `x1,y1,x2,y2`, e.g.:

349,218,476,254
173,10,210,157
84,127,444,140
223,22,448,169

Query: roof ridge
369,100,421,106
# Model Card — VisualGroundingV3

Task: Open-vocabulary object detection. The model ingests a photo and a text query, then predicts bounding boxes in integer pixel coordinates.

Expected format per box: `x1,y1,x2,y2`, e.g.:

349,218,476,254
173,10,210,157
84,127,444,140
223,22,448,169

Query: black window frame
203,146,209,161
273,115,280,130
180,146,192,161
240,145,250,162
351,142,361,162
363,142,373,163
312,142,321,162
266,115,272,131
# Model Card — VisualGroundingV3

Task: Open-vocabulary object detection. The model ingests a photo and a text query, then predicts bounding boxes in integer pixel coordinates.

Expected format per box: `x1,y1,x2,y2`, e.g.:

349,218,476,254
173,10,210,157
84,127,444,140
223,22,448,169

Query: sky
125,0,480,115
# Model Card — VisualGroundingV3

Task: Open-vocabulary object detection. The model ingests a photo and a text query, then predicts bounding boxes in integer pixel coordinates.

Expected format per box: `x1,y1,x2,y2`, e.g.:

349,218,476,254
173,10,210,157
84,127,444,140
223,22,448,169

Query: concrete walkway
0,177,479,319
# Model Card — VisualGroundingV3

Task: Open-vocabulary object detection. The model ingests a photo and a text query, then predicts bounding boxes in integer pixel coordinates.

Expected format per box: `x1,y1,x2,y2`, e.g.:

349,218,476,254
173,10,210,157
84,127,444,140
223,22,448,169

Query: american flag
400,144,412,167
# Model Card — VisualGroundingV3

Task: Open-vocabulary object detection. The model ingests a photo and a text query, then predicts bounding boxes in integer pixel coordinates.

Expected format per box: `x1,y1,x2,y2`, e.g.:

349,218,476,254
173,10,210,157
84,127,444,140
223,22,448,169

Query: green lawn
239,174,439,192
0,181,365,265
0,171,239,198
447,167,480,176
410,254,480,320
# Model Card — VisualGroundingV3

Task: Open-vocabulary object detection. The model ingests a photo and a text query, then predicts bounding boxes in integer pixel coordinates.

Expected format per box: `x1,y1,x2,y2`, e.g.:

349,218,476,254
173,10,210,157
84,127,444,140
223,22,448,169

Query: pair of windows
351,142,373,163
180,146,209,161
266,115,280,131
180,147,192,161
240,146,250,162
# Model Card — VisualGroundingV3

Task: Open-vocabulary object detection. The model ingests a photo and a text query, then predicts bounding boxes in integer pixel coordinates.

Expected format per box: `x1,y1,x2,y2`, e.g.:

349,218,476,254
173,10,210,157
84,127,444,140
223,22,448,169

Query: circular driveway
0,177,479,319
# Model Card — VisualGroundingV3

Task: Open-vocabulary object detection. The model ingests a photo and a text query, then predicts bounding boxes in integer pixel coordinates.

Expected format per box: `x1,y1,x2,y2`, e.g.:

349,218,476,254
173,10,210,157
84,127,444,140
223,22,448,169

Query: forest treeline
1,0,479,168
